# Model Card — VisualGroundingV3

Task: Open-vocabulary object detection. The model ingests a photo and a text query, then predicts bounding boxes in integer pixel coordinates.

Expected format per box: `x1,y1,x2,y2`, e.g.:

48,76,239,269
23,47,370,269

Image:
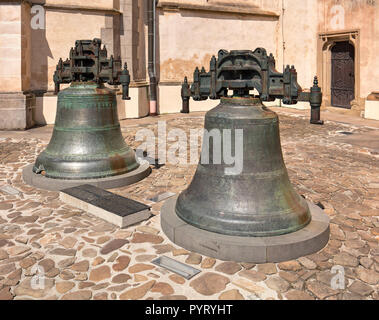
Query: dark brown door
331,41,355,109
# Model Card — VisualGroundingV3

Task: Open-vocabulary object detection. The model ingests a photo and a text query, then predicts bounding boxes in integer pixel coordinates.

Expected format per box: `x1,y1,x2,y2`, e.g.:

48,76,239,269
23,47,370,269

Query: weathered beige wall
31,10,107,92
157,9,280,84
318,0,379,99
0,4,22,92
40,0,116,10
282,0,319,91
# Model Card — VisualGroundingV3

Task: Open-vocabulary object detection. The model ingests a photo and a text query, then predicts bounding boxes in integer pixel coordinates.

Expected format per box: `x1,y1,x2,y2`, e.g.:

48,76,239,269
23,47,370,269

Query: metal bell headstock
181,48,323,124
53,38,131,100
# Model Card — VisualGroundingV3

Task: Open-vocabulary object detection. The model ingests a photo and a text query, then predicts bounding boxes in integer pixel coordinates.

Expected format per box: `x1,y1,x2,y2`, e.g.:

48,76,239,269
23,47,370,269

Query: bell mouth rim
175,205,312,237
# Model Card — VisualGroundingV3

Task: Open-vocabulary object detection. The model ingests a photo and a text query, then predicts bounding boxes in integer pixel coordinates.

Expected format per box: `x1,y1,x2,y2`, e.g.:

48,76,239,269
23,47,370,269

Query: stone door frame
317,29,361,110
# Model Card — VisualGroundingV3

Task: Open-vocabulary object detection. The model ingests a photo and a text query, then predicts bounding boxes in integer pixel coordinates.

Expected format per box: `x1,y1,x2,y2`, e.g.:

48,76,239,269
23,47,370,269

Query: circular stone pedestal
22,160,151,191
161,196,330,263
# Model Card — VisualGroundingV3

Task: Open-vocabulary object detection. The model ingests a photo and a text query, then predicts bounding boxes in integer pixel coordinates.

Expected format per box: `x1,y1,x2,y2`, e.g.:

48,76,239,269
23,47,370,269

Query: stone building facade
0,0,378,129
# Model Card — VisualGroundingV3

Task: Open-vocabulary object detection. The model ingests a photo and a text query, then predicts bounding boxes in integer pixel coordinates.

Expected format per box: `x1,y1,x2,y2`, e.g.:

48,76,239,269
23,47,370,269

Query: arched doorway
331,41,355,109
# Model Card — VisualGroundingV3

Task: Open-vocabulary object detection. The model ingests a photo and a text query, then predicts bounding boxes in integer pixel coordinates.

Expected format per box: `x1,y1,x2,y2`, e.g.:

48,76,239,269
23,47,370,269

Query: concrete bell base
161,196,330,263
22,160,151,191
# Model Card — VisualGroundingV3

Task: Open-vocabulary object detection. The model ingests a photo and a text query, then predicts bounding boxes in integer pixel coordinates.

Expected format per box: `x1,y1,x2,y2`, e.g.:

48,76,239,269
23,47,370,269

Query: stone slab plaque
60,184,151,228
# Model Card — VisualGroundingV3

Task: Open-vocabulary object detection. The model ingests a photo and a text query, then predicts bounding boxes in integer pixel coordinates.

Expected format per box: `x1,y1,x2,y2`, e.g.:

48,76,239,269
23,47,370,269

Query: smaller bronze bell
24,39,151,189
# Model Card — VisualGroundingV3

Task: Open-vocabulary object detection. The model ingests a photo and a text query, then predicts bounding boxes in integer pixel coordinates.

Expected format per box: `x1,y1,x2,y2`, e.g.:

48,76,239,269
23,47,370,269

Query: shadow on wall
31,1,53,126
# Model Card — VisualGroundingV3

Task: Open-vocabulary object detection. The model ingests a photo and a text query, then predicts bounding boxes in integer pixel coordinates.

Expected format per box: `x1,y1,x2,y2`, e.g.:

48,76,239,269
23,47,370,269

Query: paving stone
297,257,317,270
201,257,216,269
7,246,30,256
78,282,95,289
96,236,111,245
135,254,157,262
15,236,28,244
5,268,22,286
333,252,359,267
218,289,244,300
60,270,75,280
131,233,164,244
257,263,277,274
278,260,302,271
100,239,129,255
0,203,13,210
158,295,187,300
92,257,105,266
238,270,267,282
0,249,9,261
169,274,185,285
61,290,92,300
112,274,132,284
134,274,148,282
70,260,89,272
82,236,95,244
240,263,255,269
306,280,339,300
89,266,111,282
265,277,290,293
49,248,76,257
56,281,75,294
342,292,365,300
232,278,266,297
59,237,77,249
0,263,16,276
153,244,175,254
348,280,374,296
14,278,55,298
129,263,155,273
57,257,76,269
82,248,97,258
185,253,202,265
359,257,373,269
19,257,36,269
92,282,109,290
112,255,131,271
38,259,55,273
113,230,132,239
172,249,189,256
356,267,379,285
74,273,88,281
107,252,118,263
46,268,60,278
151,282,174,295
119,280,156,300
215,262,242,275
136,226,160,235
330,224,345,240
94,292,108,300
11,216,38,224
279,271,299,283
190,272,229,296
285,289,314,300
0,287,13,300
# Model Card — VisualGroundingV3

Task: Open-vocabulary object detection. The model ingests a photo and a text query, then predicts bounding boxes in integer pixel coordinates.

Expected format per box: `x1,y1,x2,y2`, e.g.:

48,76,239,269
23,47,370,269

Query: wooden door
331,41,355,109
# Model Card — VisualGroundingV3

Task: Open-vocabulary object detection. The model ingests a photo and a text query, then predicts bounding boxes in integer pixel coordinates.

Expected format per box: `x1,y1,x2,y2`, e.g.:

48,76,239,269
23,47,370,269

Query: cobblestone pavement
0,109,378,300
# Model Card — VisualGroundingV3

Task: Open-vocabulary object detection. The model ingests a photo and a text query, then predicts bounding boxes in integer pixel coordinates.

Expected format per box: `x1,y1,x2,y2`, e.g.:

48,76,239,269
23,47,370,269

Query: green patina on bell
33,39,137,180
176,48,323,237
33,82,138,179
176,96,311,237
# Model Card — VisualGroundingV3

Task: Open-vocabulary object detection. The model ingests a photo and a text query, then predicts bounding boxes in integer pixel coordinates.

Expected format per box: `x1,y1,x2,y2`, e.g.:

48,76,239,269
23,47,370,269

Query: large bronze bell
33,39,138,180
176,96,310,236
176,48,323,237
